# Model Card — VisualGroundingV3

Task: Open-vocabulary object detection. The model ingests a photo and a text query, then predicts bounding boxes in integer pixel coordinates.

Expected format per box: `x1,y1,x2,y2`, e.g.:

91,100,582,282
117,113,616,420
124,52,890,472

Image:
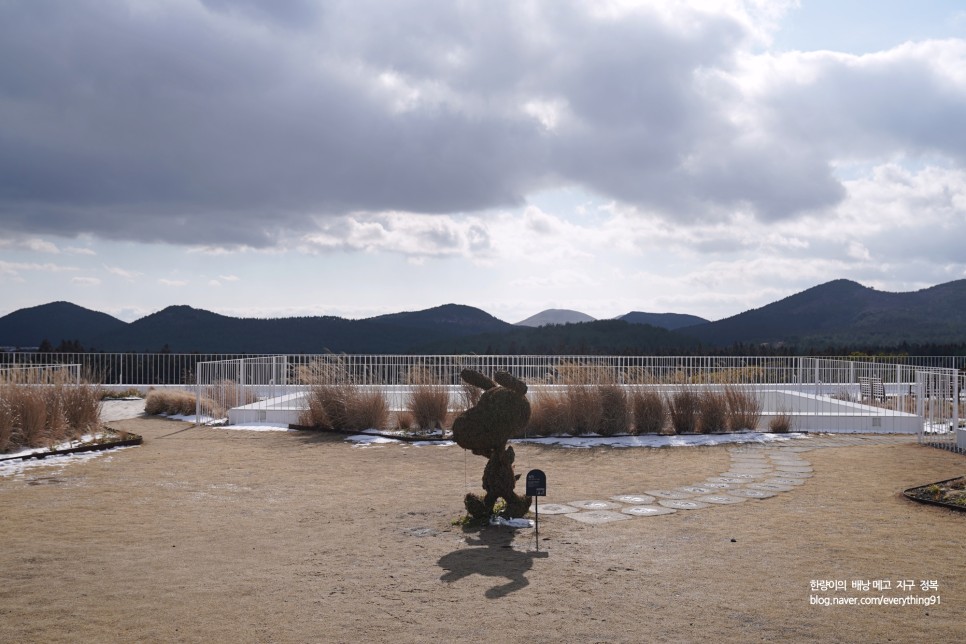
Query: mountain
418,319,700,355
516,309,596,327
682,279,966,348
5,278,966,354
367,304,513,336
94,304,512,353
618,311,708,330
0,301,127,349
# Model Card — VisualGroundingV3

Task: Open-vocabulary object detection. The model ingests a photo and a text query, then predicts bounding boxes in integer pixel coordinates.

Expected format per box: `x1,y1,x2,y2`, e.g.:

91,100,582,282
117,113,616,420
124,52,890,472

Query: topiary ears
493,371,527,396
460,369,497,390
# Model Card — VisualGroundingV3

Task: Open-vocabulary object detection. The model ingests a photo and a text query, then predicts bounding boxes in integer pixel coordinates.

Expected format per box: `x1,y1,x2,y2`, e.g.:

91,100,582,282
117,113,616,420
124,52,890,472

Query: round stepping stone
768,458,808,466
747,483,794,492
720,472,763,479
702,482,734,489
565,510,631,524
772,470,811,479
622,505,677,517
658,499,710,510
766,477,806,487
695,494,746,505
530,503,579,514
728,488,776,499
611,494,656,505
678,486,715,495
646,489,693,500
776,466,813,474
706,477,750,484
568,500,621,511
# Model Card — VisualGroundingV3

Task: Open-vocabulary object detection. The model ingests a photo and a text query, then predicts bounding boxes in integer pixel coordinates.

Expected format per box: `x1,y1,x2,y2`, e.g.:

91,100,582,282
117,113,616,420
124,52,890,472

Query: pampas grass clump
666,388,700,434
525,388,570,437
698,390,728,434
144,389,198,416
631,389,666,434
596,384,629,437
0,381,102,452
725,386,762,431
299,384,388,431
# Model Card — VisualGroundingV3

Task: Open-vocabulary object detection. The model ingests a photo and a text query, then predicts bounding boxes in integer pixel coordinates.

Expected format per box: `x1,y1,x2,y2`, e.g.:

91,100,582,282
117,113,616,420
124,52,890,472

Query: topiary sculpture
452,369,532,521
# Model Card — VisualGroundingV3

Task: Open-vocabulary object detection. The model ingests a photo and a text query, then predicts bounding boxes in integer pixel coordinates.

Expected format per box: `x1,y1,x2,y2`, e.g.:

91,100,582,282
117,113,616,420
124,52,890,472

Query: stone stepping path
526,434,915,525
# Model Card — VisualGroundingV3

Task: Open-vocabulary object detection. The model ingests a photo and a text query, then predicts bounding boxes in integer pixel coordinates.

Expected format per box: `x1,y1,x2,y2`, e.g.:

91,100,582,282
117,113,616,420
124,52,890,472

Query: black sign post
526,469,547,550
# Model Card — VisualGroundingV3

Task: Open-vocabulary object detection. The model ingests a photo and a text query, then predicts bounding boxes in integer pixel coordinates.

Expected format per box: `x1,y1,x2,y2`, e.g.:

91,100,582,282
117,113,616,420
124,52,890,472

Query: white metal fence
0,363,81,385
192,355,962,441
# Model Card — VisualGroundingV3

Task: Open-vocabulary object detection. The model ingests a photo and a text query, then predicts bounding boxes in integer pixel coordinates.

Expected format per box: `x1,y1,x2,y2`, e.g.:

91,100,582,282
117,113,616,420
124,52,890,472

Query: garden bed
903,475,966,511
0,428,142,463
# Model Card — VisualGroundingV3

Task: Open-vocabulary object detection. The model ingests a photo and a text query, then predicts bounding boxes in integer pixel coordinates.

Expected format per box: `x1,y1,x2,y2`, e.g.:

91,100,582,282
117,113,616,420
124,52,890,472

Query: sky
2,0,966,324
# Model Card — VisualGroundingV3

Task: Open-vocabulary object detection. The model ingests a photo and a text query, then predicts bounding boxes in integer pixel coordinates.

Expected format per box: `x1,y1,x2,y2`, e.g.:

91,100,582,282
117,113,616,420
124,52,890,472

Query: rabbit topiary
452,369,532,520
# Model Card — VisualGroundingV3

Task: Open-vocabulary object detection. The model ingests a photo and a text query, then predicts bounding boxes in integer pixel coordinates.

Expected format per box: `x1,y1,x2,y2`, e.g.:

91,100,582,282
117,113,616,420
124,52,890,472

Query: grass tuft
630,388,666,434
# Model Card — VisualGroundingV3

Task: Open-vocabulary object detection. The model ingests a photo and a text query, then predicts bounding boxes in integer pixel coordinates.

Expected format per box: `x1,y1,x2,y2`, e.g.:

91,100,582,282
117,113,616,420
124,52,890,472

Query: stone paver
553,434,915,525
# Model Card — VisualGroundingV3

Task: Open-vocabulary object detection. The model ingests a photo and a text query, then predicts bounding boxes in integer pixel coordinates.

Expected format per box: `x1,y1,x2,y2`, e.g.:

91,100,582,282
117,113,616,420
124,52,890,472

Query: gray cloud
0,1,963,248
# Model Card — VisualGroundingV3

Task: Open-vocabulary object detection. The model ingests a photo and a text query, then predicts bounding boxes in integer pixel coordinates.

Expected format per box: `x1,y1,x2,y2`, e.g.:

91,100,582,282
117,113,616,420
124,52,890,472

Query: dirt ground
1,416,964,643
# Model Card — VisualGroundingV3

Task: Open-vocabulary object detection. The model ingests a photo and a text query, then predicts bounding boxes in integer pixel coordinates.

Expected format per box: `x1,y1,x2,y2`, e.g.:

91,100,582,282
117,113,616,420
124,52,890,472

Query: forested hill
4,278,966,353
681,279,966,348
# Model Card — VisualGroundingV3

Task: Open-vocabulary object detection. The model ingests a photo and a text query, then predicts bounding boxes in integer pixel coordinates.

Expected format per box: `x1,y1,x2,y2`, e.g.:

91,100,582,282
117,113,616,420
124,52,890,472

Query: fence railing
191,355,961,441
3,352,964,386
0,363,81,385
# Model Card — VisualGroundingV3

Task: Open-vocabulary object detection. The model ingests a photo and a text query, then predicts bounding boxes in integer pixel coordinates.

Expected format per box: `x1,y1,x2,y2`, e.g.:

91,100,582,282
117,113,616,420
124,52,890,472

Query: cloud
0,0,964,280
103,265,142,281
71,276,101,286
158,278,188,287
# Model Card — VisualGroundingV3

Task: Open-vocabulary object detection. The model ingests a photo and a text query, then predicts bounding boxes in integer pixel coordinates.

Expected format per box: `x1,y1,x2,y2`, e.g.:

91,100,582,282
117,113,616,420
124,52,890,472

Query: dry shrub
0,392,13,452
408,385,449,431
769,411,793,433
725,386,762,431
698,390,728,434
566,385,603,435
62,384,102,435
525,388,570,437
0,381,103,451
18,389,48,446
597,384,629,437
406,368,449,431
298,383,388,431
631,388,666,434
394,411,414,431
144,389,197,416
666,388,700,434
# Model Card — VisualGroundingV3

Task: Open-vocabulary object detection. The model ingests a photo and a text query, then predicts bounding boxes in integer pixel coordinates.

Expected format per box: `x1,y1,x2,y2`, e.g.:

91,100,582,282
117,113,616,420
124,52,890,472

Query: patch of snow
220,423,294,432
0,446,136,478
515,432,807,449
489,516,534,528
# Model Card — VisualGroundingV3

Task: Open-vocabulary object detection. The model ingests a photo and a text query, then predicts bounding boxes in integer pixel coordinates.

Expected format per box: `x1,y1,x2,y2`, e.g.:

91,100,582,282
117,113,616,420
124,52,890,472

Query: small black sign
526,469,547,497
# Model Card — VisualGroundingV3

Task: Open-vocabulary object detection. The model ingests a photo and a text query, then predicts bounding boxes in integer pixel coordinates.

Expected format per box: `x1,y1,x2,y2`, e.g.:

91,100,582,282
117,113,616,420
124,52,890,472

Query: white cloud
71,276,101,286
103,265,143,281
158,279,188,287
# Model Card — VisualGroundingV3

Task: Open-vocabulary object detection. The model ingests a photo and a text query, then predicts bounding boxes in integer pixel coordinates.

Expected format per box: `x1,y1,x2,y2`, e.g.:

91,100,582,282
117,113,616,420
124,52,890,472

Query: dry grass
405,368,450,431
725,386,763,431
525,388,570,437
298,383,388,431
0,381,102,452
666,388,700,434
698,390,729,434
596,384,629,437
565,385,604,435
769,411,793,433
630,388,666,434
144,389,198,416
407,385,449,431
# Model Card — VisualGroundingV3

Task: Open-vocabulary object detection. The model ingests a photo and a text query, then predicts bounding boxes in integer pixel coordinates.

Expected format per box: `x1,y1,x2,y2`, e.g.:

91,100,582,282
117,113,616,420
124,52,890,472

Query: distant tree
38,339,53,353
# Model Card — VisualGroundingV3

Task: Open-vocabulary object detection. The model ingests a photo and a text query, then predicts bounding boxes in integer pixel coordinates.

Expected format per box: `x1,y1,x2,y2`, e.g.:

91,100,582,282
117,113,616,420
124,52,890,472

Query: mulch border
0,430,143,463
902,475,966,512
